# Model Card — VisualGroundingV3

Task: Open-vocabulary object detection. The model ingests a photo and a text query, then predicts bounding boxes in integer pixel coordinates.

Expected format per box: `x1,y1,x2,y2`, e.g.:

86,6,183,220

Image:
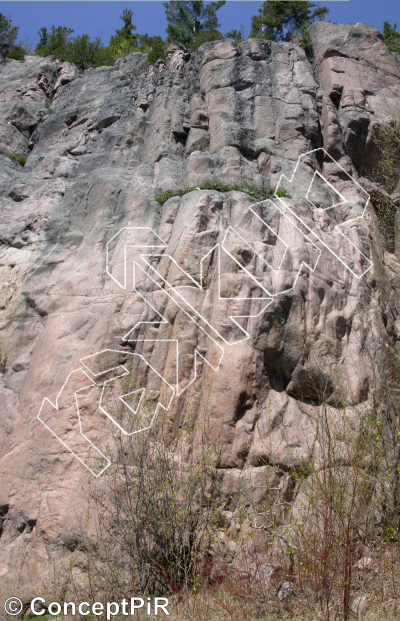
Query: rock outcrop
0,23,400,605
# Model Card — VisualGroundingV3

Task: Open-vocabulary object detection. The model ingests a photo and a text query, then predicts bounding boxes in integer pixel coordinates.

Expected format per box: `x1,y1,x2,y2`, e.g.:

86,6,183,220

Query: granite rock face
0,23,400,604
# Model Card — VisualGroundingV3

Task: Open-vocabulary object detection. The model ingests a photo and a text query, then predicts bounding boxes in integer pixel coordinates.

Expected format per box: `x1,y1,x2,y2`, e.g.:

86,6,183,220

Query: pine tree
250,1,328,43
163,1,226,49
383,22,400,54
0,13,19,63
35,26,74,57
35,24,112,69
108,8,166,63
109,7,138,56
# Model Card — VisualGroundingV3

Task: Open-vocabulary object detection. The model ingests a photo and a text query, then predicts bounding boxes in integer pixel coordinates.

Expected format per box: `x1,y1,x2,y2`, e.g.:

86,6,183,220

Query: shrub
144,36,166,64
229,385,399,620
0,12,18,63
62,34,113,70
35,26,113,69
372,111,400,250
383,21,400,54
35,25,73,57
7,44,25,60
191,29,223,52
376,113,400,195
156,182,273,205
0,343,7,373
275,187,291,198
53,396,222,601
225,28,243,44
7,153,27,166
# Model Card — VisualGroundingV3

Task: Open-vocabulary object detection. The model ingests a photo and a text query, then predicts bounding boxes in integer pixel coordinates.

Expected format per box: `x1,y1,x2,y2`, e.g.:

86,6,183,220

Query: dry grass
55,539,399,620
164,539,400,621
164,584,398,621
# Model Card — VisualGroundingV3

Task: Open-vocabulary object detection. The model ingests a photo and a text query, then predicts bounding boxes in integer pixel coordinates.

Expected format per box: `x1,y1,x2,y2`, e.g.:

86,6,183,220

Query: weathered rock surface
0,23,400,605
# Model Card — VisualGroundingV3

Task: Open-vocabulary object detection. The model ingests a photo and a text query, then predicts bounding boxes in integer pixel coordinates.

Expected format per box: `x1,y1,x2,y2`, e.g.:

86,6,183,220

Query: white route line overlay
37,368,111,478
274,148,372,279
37,148,373,476
123,262,225,394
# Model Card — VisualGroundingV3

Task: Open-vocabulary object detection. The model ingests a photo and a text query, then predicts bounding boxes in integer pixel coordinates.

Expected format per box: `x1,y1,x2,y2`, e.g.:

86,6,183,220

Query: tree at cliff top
137,34,166,63
108,7,138,57
250,1,328,42
383,22,400,54
35,25,73,57
0,12,19,63
164,0,226,50
35,25,113,69
108,8,166,63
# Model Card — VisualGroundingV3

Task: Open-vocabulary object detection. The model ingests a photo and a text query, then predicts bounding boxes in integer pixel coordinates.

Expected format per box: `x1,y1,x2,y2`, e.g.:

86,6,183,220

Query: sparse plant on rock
155,182,273,206
0,343,7,373
371,109,400,251
7,153,27,166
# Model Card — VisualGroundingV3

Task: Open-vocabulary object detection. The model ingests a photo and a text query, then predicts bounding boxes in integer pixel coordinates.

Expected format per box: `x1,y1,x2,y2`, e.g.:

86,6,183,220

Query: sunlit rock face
1,23,400,603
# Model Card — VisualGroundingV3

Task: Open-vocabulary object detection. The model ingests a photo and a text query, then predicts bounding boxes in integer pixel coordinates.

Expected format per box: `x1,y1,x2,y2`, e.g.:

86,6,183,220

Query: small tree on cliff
163,0,226,49
109,7,138,57
250,1,328,42
35,25,74,56
108,9,166,63
0,12,19,63
35,25,112,69
55,390,222,599
383,21,400,54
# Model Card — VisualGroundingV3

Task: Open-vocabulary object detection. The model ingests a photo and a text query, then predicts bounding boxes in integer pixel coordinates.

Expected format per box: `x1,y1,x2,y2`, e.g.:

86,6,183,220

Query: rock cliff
0,22,400,604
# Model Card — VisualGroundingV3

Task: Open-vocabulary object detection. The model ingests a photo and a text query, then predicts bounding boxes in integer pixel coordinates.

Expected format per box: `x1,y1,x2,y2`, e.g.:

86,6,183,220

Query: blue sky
0,1,399,48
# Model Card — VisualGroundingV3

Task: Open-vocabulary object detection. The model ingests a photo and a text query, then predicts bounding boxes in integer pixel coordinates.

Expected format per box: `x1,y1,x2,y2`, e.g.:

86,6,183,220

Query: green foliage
145,36,166,63
35,25,113,69
163,1,226,49
191,29,223,52
106,9,166,64
376,113,400,195
373,112,400,250
7,44,25,60
105,8,166,63
275,187,291,198
156,182,272,205
108,7,138,58
225,29,243,44
34,12,166,68
112,8,137,44
300,22,312,53
64,34,113,69
383,21,400,54
225,24,248,45
0,12,19,62
250,1,328,42
35,25,73,56
7,153,27,166
0,12,18,46
108,37,136,59
0,342,7,374
134,33,166,64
